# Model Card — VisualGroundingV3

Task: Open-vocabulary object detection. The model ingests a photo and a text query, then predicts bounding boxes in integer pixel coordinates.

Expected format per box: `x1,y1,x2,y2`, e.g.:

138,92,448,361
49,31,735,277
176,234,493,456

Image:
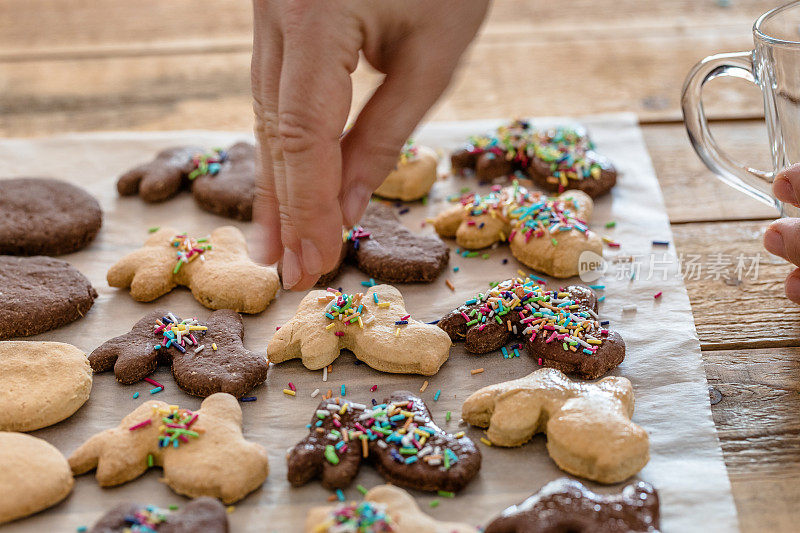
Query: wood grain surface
1,0,797,530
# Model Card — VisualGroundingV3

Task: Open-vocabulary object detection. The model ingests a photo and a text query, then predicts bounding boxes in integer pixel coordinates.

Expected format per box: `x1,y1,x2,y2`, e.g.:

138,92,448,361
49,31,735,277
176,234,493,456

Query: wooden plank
672,220,798,349
705,347,800,472
704,346,800,532
0,0,776,53
0,29,766,137
643,121,777,223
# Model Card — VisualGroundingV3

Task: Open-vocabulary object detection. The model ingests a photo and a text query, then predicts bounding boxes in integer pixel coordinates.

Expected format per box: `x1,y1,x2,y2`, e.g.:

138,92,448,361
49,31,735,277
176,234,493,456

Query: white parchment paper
0,114,738,532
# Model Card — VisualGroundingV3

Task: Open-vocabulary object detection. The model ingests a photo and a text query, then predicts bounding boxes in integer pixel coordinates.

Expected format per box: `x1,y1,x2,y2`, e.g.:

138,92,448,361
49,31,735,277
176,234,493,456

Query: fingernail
300,239,323,275
775,176,799,207
343,185,371,225
764,227,786,258
281,247,301,289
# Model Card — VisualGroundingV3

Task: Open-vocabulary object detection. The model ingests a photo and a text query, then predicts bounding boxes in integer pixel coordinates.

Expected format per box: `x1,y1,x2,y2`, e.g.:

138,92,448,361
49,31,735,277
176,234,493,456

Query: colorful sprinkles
457,276,609,358
315,500,394,532
170,234,212,274
129,404,202,450
188,148,227,180
152,313,208,355
309,397,467,479
450,180,592,248
464,120,604,189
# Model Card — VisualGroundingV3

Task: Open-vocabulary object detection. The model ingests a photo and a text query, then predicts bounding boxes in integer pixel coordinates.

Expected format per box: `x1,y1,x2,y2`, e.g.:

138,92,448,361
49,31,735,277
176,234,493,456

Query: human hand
764,163,800,303
251,0,489,290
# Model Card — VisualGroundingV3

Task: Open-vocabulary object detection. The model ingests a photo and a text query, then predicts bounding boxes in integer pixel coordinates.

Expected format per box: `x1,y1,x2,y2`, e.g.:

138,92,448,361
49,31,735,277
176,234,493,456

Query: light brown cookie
0,432,74,524
461,368,649,484
267,285,451,375
69,393,269,504
432,183,601,278
107,226,279,314
374,141,438,201
0,341,92,431
306,485,478,532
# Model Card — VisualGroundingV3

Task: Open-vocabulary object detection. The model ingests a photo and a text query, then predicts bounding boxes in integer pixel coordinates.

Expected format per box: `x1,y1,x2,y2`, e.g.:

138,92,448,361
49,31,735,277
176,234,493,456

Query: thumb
339,39,459,225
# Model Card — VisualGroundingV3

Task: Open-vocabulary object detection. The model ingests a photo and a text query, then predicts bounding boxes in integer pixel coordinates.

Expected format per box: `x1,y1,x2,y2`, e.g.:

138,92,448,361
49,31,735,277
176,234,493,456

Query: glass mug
682,1,800,218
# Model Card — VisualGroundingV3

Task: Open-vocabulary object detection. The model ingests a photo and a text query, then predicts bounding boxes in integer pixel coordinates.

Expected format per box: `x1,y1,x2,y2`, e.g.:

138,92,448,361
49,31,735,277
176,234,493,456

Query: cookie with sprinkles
89,497,229,533
69,393,269,504
318,203,450,285
89,309,268,398
107,226,279,314
118,143,256,220
267,284,451,375
191,142,256,221
306,484,478,533
526,126,617,199
461,368,649,483
438,277,624,379
432,181,601,278
287,392,481,492
117,146,201,203
450,120,617,198
373,140,439,201
483,478,660,533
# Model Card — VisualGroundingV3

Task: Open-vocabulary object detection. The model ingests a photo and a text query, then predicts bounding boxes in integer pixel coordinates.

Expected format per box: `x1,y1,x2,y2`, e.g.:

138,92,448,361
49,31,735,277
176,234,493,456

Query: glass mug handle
681,51,777,210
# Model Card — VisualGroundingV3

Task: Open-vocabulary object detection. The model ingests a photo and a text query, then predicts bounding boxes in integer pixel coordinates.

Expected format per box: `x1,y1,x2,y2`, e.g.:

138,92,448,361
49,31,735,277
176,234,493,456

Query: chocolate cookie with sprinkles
287,392,481,493
450,120,617,198
316,202,450,285
118,143,256,221
89,309,268,398
438,277,625,380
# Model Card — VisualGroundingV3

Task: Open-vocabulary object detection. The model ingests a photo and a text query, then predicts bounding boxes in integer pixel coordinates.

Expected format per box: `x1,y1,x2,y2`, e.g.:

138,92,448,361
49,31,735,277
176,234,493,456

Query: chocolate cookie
118,146,199,202
0,256,97,340
484,478,660,533
318,202,449,284
192,143,255,221
438,277,624,379
0,178,102,256
89,309,268,398
118,143,255,221
287,391,481,493
89,498,229,533
450,121,617,198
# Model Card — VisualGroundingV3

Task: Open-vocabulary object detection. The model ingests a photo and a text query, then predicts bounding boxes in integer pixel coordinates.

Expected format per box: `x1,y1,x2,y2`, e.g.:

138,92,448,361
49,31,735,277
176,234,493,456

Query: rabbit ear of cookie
197,392,243,426
207,226,248,255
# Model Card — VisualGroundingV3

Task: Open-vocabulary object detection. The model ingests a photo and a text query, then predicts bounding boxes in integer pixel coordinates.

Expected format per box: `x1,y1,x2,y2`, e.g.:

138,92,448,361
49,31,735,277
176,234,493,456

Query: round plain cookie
0,177,102,256
0,432,74,524
0,256,98,340
0,341,92,431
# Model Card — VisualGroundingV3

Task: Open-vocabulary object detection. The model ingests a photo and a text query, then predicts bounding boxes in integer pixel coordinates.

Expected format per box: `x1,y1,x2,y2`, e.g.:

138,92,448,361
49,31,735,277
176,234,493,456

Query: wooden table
1,1,798,530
